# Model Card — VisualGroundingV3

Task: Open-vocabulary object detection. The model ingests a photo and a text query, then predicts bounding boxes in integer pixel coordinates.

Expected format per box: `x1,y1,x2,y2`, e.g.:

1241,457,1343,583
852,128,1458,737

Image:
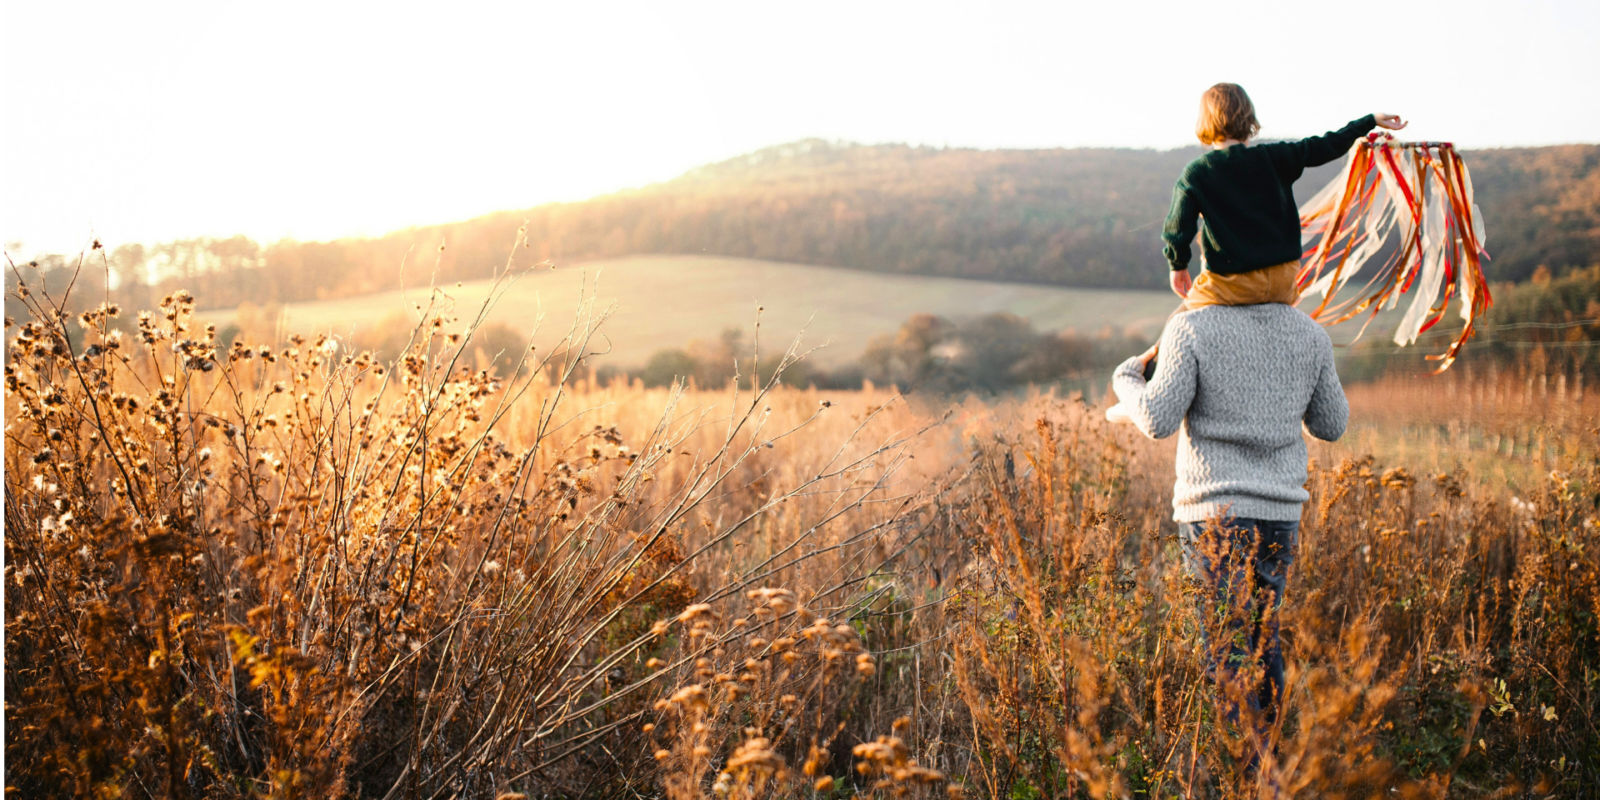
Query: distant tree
469,322,531,377
638,348,700,388
859,313,956,390
1012,330,1097,384
855,312,1143,393
685,327,744,388
947,313,1041,388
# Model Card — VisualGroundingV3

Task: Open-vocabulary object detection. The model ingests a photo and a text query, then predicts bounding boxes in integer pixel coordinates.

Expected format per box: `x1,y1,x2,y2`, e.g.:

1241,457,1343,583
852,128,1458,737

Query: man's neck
1212,138,1247,149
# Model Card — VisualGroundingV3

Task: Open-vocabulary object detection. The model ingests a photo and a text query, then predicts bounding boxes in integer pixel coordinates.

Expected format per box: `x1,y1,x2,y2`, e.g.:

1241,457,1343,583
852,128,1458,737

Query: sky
4,0,1597,257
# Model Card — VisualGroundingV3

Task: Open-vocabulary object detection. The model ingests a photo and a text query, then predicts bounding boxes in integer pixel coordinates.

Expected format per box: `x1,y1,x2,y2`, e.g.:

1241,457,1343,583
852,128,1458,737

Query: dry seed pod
726,737,783,771
676,603,715,622
669,684,710,711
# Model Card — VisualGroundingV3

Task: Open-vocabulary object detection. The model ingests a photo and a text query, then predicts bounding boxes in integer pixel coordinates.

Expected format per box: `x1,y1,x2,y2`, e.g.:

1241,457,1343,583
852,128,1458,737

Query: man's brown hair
1196,83,1260,146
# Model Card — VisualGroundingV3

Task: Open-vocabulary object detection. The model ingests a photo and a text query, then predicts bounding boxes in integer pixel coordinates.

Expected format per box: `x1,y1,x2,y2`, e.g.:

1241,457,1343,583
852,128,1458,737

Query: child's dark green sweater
1162,114,1377,275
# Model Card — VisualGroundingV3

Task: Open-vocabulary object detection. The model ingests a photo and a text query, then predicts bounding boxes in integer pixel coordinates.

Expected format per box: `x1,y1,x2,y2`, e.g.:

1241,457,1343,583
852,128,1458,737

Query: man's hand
1170,269,1192,298
1374,113,1408,131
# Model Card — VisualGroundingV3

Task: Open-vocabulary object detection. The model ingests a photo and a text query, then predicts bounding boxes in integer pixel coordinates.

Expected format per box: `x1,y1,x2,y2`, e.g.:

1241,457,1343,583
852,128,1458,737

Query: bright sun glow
3,0,1596,256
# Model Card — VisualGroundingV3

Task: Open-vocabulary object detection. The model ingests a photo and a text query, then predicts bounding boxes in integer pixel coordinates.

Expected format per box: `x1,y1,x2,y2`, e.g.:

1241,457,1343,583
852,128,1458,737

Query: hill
82,141,1598,312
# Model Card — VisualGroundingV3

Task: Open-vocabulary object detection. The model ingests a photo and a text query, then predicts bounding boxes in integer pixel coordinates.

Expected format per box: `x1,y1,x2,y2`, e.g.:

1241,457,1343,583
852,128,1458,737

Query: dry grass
1330,369,1597,491
6,253,1597,798
932,389,1596,798
4,252,955,798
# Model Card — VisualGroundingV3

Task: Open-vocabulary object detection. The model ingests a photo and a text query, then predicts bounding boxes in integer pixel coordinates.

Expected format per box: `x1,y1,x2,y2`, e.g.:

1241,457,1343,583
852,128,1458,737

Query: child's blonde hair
1196,83,1260,145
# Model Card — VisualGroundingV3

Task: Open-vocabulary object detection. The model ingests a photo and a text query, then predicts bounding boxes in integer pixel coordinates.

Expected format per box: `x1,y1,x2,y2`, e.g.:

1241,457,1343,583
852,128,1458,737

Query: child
1163,83,1408,308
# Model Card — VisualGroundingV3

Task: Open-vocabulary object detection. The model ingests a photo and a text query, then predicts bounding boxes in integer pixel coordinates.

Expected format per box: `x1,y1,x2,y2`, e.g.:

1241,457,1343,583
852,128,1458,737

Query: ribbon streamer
1296,133,1492,371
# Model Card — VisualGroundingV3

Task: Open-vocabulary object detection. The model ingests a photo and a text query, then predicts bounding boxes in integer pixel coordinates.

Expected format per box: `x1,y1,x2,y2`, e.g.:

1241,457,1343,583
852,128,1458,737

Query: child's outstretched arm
1291,115,1379,168
1279,112,1405,172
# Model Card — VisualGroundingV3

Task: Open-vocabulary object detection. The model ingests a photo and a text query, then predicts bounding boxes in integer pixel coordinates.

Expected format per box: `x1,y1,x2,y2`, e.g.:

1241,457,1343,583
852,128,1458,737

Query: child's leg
1183,260,1302,310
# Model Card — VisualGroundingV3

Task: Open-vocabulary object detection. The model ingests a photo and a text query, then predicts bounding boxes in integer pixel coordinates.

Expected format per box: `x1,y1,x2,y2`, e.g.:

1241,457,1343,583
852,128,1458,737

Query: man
1111,299,1347,770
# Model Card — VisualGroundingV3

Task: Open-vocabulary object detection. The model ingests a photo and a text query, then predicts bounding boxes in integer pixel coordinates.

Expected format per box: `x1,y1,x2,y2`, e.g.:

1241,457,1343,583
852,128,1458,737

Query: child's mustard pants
1184,260,1301,309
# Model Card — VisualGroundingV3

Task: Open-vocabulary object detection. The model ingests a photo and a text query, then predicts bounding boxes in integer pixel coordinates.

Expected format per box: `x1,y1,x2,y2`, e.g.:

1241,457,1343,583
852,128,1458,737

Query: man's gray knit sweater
1113,304,1348,522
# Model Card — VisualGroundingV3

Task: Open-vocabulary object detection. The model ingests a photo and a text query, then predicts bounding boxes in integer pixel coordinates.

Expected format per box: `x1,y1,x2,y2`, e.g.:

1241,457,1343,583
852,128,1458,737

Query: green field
200,254,1179,367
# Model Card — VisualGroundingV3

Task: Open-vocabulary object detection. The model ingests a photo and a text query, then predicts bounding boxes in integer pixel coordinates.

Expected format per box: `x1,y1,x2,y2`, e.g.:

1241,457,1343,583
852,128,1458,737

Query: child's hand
1138,343,1160,372
1170,269,1192,298
1374,113,1407,130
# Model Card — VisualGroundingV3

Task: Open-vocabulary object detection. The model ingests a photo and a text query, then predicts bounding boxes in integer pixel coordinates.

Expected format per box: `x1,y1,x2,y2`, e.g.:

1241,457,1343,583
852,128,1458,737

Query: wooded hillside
41,141,1600,309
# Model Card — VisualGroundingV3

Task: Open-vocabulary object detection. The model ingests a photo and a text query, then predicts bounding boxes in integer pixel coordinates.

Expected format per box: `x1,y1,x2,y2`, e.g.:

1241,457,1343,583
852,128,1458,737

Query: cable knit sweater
1113,304,1348,522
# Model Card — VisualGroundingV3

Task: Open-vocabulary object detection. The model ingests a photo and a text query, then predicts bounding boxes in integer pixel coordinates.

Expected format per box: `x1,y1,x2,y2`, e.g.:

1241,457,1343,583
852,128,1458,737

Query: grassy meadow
6,265,1598,799
194,255,1179,368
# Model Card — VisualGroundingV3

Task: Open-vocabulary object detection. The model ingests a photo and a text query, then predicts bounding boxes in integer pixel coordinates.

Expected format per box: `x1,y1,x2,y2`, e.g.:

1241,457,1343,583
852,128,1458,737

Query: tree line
1339,263,1600,380
32,140,1594,313
198,301,1151,395
593,313,1151,395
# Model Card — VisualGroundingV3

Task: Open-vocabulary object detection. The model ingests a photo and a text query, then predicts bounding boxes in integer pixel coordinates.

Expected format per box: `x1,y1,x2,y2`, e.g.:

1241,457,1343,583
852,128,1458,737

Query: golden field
5,270,1597,798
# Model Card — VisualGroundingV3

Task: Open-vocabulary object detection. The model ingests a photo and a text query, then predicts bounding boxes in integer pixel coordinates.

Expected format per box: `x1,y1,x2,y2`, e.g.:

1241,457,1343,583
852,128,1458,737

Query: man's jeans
1178,517,1297,736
